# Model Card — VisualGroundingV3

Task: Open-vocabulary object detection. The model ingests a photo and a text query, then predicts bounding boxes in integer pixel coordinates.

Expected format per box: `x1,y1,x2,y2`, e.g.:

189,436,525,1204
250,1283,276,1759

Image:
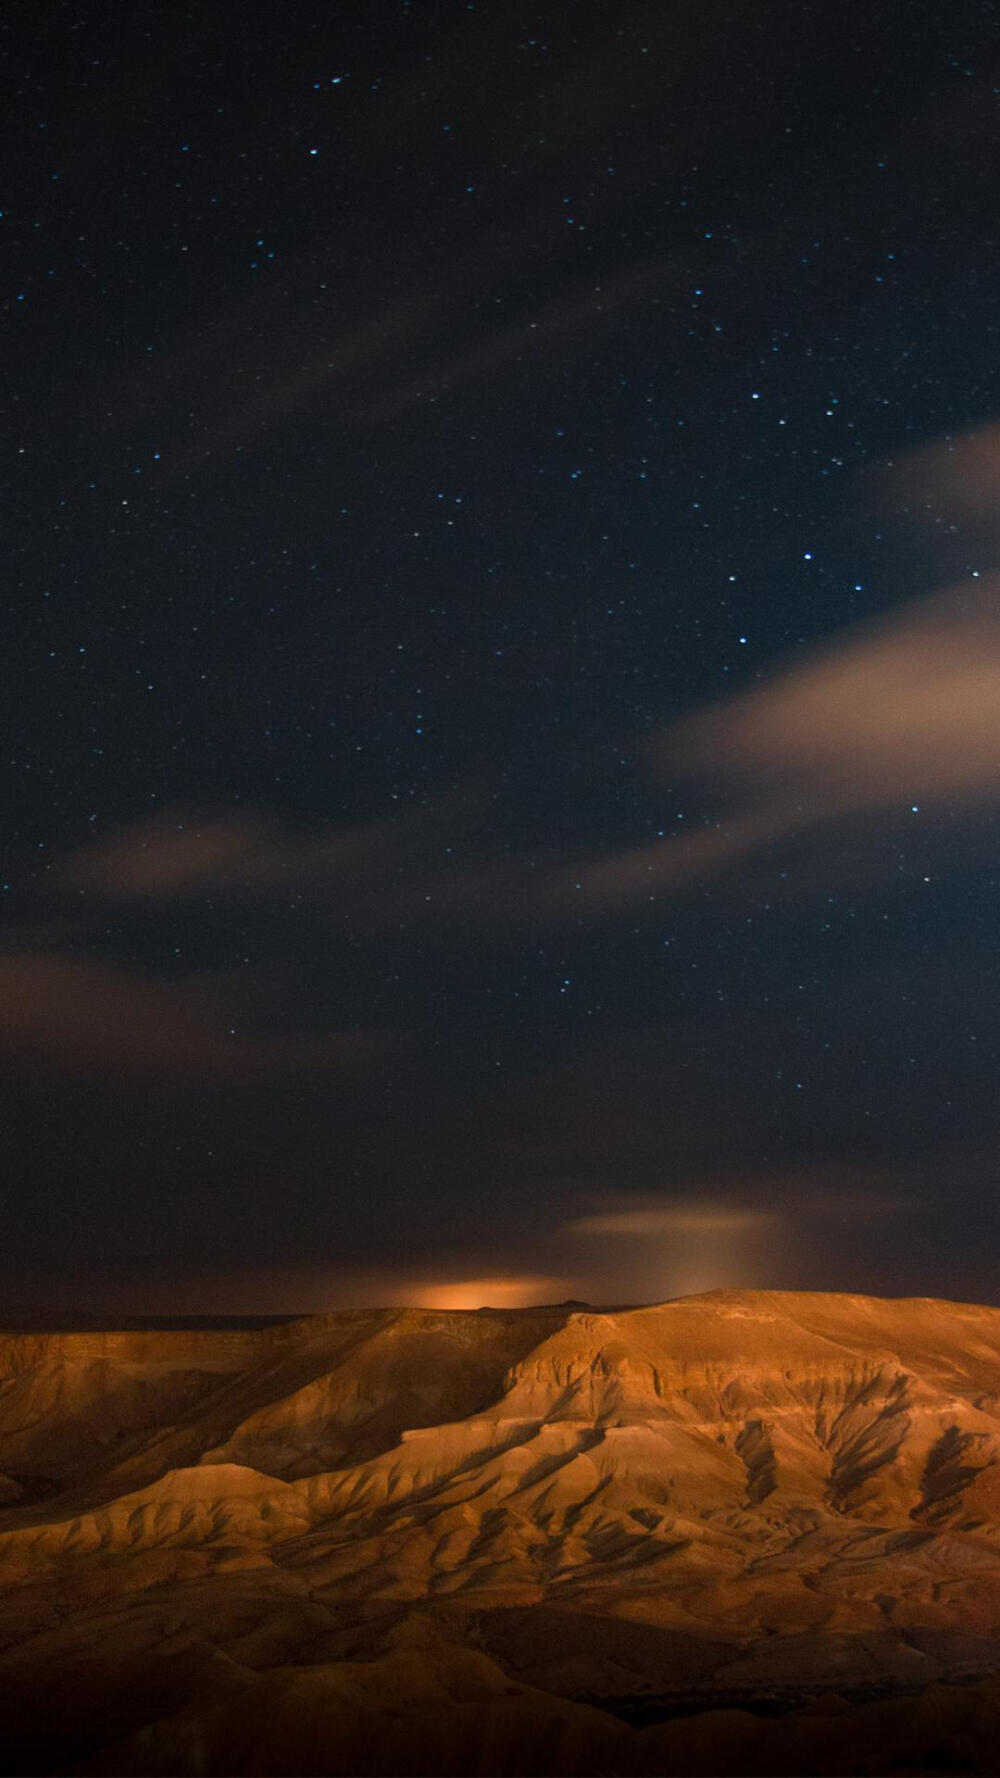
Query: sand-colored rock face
1,1289,1000,1773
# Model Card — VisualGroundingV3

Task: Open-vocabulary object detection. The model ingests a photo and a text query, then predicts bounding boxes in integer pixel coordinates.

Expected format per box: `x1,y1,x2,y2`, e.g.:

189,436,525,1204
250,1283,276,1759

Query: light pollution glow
407,1276,571,1310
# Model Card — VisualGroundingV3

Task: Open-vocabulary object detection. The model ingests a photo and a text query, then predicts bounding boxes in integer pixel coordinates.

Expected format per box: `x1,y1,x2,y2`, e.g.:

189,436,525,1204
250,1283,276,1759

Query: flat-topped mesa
0,1303,578,1496
497,1293,998,1402
475,1293,1000,1524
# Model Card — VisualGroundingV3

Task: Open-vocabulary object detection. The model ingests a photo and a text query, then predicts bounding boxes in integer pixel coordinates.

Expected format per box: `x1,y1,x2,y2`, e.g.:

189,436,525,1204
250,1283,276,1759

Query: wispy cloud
0,951,385,1080
81,2,799,479
413,574,1000,917
658,574,1000,816
570,1202,782,1237
63,807,398,900
66,812,275,897
877,420,1000,549
50,438,1000,934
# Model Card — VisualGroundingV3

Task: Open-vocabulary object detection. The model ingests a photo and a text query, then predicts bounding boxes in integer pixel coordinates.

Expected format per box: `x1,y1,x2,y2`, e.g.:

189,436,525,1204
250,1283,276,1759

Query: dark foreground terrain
1,1288,999,1774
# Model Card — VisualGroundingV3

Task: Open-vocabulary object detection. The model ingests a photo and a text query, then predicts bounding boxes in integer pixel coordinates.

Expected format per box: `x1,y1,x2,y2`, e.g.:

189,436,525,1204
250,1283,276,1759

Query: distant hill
0,1305,302,1331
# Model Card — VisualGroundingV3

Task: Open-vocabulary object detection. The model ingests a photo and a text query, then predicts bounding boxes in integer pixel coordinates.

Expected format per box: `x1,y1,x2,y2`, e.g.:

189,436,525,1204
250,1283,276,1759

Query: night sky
4,1,1000,1313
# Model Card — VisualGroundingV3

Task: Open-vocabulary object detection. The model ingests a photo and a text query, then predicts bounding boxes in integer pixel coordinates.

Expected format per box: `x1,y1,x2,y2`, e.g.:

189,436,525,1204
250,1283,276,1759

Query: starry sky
4,0,1000,1313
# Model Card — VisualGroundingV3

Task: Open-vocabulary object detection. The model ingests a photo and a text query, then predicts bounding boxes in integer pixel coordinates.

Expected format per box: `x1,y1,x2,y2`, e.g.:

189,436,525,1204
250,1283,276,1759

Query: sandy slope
1,1289,999,1773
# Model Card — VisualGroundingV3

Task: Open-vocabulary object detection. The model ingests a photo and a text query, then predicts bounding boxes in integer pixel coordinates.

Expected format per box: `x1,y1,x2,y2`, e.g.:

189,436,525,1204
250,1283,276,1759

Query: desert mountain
1,1289,999,1773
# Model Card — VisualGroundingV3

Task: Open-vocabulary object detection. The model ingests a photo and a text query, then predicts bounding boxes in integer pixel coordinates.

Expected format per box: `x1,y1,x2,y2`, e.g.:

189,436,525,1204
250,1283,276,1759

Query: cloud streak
51,538,1000,934
877,420,1000,549
64,808,398,901
660,575,1000,815
571,1203,782,1237
0,952,384,1081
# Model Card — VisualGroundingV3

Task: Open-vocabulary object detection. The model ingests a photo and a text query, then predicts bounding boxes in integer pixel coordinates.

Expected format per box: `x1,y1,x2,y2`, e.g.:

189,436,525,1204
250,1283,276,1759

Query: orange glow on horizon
408,1275,568,1310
